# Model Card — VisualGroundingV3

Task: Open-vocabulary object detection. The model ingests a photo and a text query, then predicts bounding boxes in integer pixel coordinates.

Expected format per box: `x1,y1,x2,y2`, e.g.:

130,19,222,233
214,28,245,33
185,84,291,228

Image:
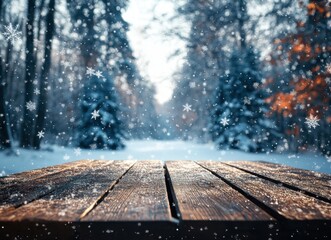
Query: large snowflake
183,103,192,112
2,23,22,42
220,117,230,126
91,109,100,120
305,114,320,129
26,101,36,111
86,67,103,78
37,130,45,139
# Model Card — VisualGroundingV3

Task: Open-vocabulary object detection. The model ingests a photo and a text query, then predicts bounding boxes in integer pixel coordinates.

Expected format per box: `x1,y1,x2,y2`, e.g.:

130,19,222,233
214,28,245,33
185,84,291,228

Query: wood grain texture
0,160,135,221
0,160,89,189
227,161,331,201
166,161,272,221
84,160,172,221
0,160,108,214
199,161,331,220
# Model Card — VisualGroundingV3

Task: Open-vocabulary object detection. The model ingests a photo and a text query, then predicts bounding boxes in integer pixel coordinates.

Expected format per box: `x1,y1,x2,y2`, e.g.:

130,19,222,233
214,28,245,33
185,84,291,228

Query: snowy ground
0,140,330,176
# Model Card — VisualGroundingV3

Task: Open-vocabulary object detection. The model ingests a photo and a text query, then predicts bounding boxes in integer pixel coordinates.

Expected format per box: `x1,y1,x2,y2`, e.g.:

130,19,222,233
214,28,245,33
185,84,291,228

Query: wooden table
0,160,330,239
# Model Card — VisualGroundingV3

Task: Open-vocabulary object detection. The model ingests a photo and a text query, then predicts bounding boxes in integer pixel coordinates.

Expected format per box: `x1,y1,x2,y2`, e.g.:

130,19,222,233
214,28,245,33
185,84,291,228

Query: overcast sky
123,0,189,104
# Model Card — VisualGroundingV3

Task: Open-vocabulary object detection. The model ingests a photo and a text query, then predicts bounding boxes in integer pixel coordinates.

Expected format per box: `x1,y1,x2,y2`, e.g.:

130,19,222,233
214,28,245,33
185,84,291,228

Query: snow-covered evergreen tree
77,73,125,150
209,47,279,152
171,0,240,142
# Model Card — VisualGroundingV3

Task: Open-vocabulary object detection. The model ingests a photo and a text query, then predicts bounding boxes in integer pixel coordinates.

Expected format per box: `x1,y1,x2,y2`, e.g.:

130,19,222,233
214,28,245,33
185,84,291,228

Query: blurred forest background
0,0,330,156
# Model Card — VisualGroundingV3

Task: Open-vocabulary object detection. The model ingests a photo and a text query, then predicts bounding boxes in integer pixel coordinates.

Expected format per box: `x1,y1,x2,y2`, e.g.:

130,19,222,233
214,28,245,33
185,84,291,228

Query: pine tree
67,0,159,140
172,0,238,141
77,73,125,150
210,48,279,152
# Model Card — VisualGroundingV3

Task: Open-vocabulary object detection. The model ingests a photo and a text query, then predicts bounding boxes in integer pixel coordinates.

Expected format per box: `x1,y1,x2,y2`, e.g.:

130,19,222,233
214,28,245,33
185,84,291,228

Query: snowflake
220,117,230,126
37,130,45,139
63,154,70,160
91,109,100,120
94,70,103,79
183,103,192,112
326,63,331,74
26,101,36,111
2,23,22,42
34,88,40,95
243,97,251,105
299,104,305,110
305,114,320,129
74,148,81,156
86,67,104,78
189,82,196,88
68,75,74,82
63,61,71,69
86,67,95,76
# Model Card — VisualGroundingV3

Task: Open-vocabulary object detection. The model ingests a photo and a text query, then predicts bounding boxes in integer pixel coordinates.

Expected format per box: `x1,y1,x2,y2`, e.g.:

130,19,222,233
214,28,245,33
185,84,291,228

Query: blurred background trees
170,0,331,154
0,0,330,155
0,0,159,150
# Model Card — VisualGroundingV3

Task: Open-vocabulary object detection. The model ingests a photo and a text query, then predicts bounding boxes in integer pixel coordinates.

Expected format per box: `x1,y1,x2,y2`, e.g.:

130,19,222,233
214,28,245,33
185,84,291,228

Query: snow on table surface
0,140,330,176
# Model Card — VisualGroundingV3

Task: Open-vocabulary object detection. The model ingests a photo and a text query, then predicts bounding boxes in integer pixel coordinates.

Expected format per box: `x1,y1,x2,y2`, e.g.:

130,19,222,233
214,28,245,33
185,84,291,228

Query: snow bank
0,140,330,176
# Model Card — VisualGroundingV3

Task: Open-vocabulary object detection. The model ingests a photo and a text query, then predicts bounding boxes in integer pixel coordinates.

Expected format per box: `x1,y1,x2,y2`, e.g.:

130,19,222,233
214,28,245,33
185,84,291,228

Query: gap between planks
80,162,180,223
197,161,331,220
82,161,174,222
79,162,136,219
225,162,331,204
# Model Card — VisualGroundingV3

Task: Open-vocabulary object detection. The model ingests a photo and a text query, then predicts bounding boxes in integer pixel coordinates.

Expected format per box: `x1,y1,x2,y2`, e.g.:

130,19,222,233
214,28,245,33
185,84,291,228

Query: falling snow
26,101,36,111
305,115,320,129
183,103,192,112
220,117,230,126
2,23,22,42
0,2,330,238
37,131,45,139
91,110,100,120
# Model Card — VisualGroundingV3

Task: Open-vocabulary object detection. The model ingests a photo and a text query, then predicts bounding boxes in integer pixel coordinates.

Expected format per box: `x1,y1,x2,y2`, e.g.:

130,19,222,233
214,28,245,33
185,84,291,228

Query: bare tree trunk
35,0,46,61
0,64,11,149
33,0,55,149
0,0,12,149
238,0,247,50
20,0,36,148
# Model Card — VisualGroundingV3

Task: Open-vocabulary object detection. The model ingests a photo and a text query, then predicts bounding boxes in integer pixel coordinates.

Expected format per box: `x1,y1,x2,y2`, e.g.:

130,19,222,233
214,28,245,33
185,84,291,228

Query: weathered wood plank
0,160,89,189
0,160,108,214
0,160,135,221
199,161,331,220
227,161,331,201
166,161,272,221
84,160,172,221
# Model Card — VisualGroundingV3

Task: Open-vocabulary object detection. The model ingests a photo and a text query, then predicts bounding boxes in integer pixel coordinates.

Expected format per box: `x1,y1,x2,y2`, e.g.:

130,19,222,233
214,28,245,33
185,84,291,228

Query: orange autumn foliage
268,0,331,122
